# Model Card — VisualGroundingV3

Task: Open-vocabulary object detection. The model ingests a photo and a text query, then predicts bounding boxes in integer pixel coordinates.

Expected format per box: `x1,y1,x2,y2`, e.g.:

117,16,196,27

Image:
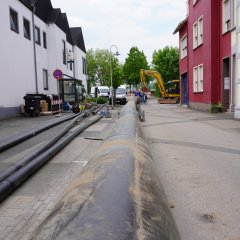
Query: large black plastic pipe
30,100,180,240
0,114,103,202
0,113,81,153
0,112,86,182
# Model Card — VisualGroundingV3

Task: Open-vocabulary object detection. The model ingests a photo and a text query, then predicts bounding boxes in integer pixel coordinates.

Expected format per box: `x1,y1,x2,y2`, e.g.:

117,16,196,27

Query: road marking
72,160,88,166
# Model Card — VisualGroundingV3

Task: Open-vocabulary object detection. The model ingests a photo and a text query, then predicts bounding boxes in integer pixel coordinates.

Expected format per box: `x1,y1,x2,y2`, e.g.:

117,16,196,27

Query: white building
0,0,87,119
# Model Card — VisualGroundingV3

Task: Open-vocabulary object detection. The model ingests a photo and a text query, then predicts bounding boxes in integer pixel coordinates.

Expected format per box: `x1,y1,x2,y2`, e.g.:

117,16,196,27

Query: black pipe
0,114,103,202
0,113,81,153
0,112,86,182
92,103,108,115
30,100,180,240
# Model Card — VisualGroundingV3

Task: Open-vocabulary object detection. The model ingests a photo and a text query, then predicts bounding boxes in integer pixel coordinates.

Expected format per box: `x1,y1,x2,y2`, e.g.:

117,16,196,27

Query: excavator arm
140,69,180,103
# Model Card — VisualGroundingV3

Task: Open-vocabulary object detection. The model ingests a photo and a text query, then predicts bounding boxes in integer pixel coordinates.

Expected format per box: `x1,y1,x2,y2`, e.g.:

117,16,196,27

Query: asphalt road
141,98,240,240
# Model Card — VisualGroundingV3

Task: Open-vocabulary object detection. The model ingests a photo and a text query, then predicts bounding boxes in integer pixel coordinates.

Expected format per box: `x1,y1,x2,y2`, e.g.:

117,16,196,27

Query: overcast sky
51,0,186,64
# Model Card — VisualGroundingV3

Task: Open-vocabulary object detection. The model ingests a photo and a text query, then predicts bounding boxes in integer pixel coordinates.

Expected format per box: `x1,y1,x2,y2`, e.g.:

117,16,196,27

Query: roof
18,0,85,50
173,18,188,34
70,27,86,53
19,0,53,22
47,8,73,44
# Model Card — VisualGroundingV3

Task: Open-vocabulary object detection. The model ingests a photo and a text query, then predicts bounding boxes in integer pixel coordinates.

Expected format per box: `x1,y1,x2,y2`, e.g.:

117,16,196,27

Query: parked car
109,87,127,105
90,86,109,98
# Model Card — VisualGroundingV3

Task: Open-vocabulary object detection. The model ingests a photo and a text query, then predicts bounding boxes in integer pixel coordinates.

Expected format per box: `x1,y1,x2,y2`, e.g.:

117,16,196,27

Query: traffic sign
53,69,63,80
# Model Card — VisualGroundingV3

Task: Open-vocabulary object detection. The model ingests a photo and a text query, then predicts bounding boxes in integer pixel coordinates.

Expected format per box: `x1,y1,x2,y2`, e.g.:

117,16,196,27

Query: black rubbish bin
72,104,80,114
24,94,44,117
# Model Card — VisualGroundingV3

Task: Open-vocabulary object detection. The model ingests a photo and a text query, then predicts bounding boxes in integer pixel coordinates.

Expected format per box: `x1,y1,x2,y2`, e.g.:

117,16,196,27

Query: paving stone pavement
140,98,240,240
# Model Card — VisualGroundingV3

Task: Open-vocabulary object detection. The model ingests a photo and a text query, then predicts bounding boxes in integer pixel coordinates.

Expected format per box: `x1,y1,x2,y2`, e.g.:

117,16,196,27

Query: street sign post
53,69,63,114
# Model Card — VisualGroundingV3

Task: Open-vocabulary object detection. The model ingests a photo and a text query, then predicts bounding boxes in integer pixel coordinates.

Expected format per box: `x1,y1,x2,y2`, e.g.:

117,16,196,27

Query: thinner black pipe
0,112,86,182
92,103,108,115
0,113,81,153
29,100,180,240
0,114,103,202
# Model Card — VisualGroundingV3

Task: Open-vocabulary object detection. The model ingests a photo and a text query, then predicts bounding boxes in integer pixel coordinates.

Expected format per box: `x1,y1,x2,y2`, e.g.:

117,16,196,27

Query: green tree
86,48,123,93
112,62,124,89
86,49,98,91
123,47,149,90
152,46,179,84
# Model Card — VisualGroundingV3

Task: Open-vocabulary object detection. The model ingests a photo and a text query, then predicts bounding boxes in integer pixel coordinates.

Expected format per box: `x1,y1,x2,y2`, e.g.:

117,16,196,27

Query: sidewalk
0,107,120,240
141,98,240,240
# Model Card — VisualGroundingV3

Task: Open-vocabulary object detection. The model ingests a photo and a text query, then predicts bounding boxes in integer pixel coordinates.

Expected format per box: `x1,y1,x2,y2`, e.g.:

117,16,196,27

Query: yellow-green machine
140,69,180,103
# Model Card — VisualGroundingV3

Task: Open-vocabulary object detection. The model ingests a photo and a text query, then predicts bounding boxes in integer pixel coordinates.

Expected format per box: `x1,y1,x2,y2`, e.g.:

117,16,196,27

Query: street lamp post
110,45,120,109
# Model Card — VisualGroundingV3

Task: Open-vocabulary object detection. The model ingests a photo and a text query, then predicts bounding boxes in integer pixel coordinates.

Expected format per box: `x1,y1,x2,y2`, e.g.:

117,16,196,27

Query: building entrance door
181,73,188,105
222,58,230,111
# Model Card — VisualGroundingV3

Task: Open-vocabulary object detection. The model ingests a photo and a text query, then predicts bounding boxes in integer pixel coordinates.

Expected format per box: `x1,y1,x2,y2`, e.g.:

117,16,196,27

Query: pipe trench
30,100,180,240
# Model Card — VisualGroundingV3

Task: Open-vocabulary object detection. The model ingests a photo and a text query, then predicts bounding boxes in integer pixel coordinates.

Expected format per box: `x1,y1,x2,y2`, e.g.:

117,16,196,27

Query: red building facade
174,0,234,112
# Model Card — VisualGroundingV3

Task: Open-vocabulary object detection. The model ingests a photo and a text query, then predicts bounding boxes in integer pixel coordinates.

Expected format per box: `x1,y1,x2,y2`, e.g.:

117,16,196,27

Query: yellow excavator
140,69,180,104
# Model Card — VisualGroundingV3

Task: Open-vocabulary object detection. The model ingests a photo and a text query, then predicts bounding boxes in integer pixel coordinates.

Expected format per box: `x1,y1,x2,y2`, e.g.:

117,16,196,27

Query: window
193,64,203,93
231,0,235,28
23,18,31,39
9,8,19,33
186,0,189,16
198,17,203,45
193,17,203,49
43,69,48,90
198,64,203,92
181,35,187,59
193,22,198,49
223,0,235,32
223,0,236,32
82,57,87,74
62,40,66,65
43,31,47,49
35,26,41,45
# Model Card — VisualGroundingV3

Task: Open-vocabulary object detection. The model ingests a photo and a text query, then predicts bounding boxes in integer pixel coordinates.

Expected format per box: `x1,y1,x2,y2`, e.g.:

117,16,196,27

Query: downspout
31,1,38,94
217,1,221,103
187,21,189,107
234,0,240,118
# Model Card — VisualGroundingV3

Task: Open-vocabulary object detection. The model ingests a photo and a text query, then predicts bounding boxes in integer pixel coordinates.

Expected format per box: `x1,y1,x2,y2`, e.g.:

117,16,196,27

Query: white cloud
51,0,186,64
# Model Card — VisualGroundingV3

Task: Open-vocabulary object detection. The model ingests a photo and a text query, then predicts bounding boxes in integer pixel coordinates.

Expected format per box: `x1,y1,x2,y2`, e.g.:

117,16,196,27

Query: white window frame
186,0,189,16
198,64,203,92
223,0,231,32
193,16,203,49
231,0,236,28
193,21,198,49
193,66,198,93
181,35,187,59
198,17,203,45
193,64,204,93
